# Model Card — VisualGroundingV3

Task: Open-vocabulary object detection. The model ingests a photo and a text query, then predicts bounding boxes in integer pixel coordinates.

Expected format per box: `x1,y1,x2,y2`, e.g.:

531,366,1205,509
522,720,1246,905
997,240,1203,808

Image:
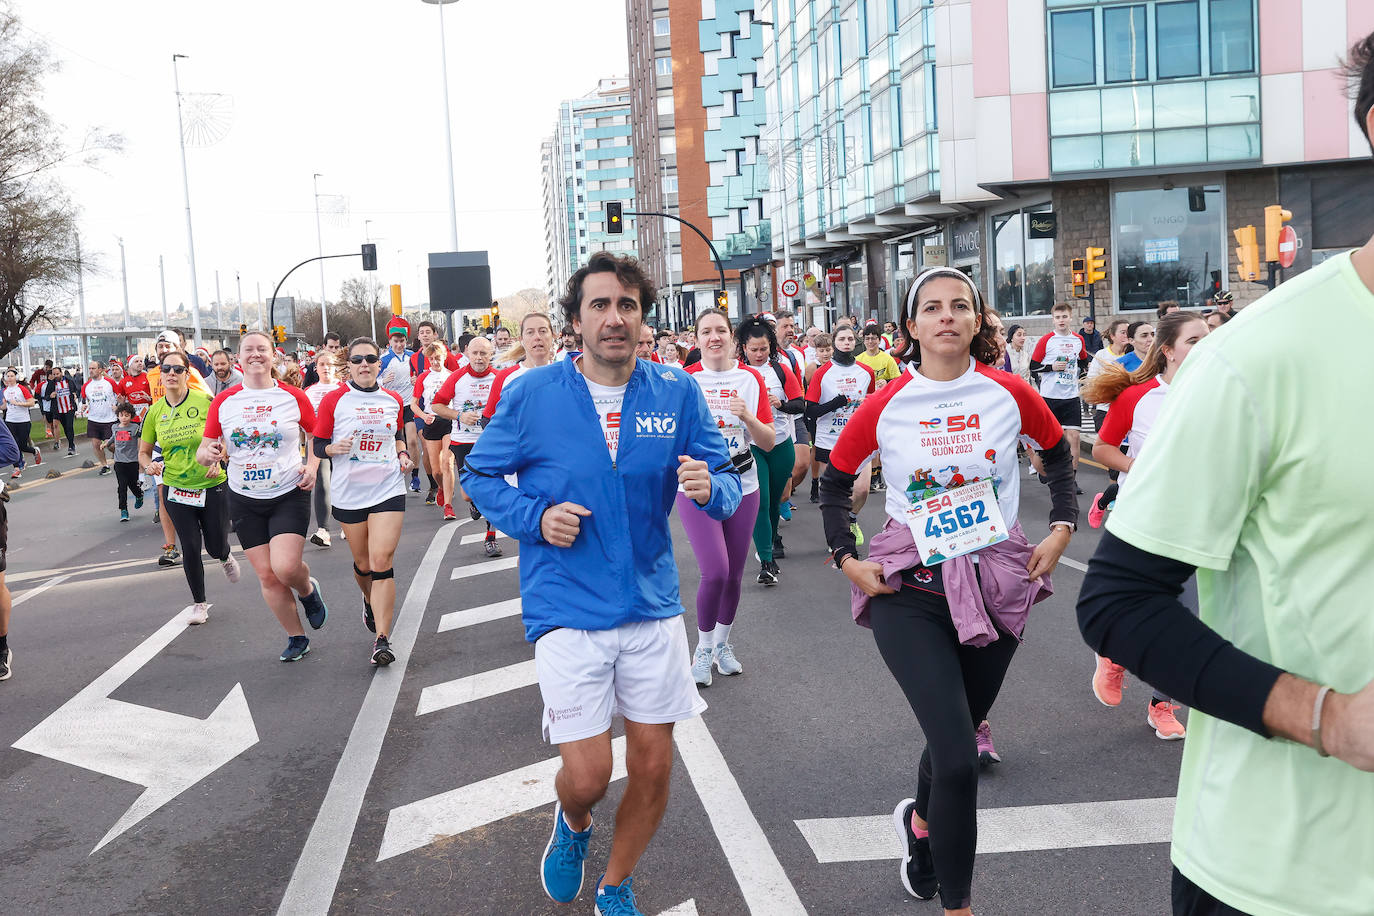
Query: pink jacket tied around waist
851,517,1053,646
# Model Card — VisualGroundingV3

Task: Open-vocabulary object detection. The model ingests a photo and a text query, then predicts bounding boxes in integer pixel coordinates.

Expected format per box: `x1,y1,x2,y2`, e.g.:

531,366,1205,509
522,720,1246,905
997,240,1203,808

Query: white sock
714,622,732,647
698,628,716,651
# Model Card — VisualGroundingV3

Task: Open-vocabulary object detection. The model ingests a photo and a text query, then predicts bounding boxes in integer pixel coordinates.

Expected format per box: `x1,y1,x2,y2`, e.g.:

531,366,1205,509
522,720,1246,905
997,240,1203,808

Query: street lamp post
422,0,461,252
171,54,204,349
313,172,329,337
117,237,131,329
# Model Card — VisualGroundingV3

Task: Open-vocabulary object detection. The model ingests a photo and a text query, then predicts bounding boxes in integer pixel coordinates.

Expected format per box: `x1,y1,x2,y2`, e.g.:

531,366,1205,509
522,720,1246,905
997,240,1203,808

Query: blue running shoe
409,472,421,493
779,500,793,521
594,876,644,915
541,802,592,904
279,635,310,662
301,577,328,629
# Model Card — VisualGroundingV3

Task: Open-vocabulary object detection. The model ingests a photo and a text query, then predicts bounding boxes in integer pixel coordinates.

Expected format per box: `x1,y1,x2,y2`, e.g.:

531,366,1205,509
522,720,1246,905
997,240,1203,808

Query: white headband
903,267,985,315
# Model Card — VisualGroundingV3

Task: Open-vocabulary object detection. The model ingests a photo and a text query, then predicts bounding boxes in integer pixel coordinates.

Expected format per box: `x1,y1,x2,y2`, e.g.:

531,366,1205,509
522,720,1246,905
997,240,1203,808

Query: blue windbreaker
460,357,742,642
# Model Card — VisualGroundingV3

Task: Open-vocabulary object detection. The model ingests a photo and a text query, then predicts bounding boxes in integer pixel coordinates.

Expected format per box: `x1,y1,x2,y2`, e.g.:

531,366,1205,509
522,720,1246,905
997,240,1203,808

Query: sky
13,0,628,321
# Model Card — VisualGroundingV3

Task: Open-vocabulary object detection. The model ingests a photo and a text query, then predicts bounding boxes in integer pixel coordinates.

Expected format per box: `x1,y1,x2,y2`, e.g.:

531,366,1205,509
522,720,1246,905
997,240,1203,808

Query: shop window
992,206,1056,317
1113,183,1223,310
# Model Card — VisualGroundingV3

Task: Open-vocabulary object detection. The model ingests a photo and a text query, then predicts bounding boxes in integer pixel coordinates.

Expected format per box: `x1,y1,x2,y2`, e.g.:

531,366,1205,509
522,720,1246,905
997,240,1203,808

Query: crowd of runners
1,43,1372,916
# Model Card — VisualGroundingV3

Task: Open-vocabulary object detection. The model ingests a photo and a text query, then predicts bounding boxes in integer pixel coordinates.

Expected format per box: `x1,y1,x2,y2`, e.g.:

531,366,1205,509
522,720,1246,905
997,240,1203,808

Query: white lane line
8,556,150,585
415,659,538,717
450,555,519,579
1058,556,1089,572
377,736,629,862
673,716,808,914
275,523,460,916
13,574,71,606
658,902,699,916
436,597,521,633
796,796,1176,863
459,529,508,546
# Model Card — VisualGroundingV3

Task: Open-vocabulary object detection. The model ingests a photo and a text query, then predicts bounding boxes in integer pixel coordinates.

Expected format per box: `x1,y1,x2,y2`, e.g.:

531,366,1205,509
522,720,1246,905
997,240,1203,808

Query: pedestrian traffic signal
606,202,624,235
273,324,287,345
361,243,378,271
1264,205,1293,263
1085,247,1107,285
1234,225,1260,282
1210,270,1223,297
715,289,728,310
1070,258,1087,298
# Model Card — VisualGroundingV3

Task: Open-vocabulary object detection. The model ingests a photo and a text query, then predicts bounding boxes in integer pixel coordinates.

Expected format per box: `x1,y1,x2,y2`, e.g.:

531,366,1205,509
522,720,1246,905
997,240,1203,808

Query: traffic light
239,323,247,336
273,325,287,345
490,300,500,329
481,315,491,329
606,201,624,235
1210,270,1223,297
361,243,378,271
715,289,728,310
1070,257,1087,299
1085,247,1107,284
1234,225,1260,282
1264,205,1292,263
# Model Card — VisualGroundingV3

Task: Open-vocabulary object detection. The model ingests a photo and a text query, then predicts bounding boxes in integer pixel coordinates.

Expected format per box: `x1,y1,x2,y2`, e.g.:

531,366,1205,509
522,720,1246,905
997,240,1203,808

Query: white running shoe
309,527,332,548
691,645,714,687
714,643,743,676
221,553,240,583
186,602,211,625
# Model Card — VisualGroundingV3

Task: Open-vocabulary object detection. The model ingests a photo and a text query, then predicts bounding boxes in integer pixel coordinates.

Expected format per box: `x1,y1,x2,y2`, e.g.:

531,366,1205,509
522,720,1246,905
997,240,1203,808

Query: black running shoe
773,535,785,559
370,636,395,667
301,577,328,629
892,798,938,900
363,599,376,633
756,563,778,586
279,635,310,662
468,501,482,521
483,532,502,558
0,646,11,680
425,487,437,506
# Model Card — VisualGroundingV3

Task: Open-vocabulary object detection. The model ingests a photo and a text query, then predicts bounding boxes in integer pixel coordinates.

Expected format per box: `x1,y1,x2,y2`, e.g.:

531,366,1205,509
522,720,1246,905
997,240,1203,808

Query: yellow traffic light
390,284,403,316
1085,247,1107,284
1264,205,1293,263
273,325,287,345
490,300,500,327
715,289,728,309
1069,257,1087,299
239,323,247,335
481,315,491,329
1234,226,1260,282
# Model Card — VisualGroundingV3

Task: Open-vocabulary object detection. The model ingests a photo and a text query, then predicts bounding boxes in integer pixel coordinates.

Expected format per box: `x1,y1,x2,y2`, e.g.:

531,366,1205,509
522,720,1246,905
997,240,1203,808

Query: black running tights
869,583,1020,912
114,461,144,510
5,420,36,462
161,483,231,603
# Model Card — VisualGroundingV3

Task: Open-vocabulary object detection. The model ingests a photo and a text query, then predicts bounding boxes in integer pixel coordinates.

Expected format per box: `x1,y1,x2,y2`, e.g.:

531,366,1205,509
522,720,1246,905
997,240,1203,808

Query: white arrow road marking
12,573,71,606
415,658,538,716
673,716,808,914
377,737,630,862
436,597,521,632
450,555,519,579
276,523,462,916
657,901,698,916
459,529,508,545
11,607,259,853
795,796,1176,863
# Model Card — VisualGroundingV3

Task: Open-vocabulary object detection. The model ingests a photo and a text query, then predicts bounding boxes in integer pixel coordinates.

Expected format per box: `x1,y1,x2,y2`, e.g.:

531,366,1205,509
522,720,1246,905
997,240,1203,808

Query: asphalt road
0,449,1185,915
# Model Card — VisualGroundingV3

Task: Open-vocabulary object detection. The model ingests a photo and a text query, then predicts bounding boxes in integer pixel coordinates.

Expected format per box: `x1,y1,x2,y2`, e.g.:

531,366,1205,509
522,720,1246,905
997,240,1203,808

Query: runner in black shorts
310,337,412,666
411,341,456,518
198,331,329,662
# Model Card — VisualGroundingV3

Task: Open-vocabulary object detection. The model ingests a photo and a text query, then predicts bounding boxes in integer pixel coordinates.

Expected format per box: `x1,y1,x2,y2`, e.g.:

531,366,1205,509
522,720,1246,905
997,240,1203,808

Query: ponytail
1081,311,1201,404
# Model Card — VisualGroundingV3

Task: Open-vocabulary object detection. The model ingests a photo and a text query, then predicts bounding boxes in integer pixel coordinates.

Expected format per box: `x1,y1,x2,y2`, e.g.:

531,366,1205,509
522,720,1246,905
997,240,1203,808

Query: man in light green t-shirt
1078,43,1374,916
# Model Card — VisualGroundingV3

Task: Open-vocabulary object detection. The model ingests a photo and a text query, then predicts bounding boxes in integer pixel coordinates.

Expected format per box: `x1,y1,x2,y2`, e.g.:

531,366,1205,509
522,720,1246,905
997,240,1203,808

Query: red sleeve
684,361,703,376
203,385,241,439
432,368,463,407
482,366,515,419
19,385,31,399
805,361,830,401
80,381,91,398
973,363,1063,450
828,370,916,474
444,353,461,371
412,371,427,402
313,387,341,440
388,390,405,436
1030,333,1052,362
285,383,317,435
744,366,773,424
410,352,423,375
1097,381,1151,448
780,361,803,400
650,352,662,363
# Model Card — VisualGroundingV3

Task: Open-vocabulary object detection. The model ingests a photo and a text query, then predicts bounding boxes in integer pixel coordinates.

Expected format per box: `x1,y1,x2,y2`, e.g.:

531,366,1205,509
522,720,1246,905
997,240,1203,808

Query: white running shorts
535,616,707,744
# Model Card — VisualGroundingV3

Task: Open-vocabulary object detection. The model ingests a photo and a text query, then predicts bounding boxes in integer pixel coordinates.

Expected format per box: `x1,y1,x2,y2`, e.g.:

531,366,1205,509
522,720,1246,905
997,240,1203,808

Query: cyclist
142,348,237,625
827,267,1076,915
198,331,328,662
310,337,412,666
738,316,802,575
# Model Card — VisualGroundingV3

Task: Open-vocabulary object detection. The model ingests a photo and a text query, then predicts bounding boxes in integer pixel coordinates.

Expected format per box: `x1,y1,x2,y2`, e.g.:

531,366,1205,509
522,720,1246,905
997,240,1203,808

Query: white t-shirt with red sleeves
431,365,496,444
806,359,877,450
3,384,32,423
1096,375,1169,495
412,367,452,414
684,362,773,496
750,358,803,444
313,383,407,509
482,363,529,421
304,380,343,415
828,360,1064,532
204,382,316,499
82,377,119,423
1030,331,1090,400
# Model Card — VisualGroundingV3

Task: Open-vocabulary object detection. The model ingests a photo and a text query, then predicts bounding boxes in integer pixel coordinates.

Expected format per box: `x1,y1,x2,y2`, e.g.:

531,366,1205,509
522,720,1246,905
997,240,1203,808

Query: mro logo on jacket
635,412,677,437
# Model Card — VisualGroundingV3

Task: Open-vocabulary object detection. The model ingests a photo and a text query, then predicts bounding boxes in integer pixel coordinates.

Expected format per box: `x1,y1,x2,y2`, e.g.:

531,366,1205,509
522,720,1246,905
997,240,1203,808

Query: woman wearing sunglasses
307,338,412,666
139,348,238,625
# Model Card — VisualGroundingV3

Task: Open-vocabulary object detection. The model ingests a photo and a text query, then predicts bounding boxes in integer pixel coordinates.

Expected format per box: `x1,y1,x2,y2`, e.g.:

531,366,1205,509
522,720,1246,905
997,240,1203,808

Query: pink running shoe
1092,655,1127,707
976,720,1001,768
1148,701,1187,740
1088,492,1106,528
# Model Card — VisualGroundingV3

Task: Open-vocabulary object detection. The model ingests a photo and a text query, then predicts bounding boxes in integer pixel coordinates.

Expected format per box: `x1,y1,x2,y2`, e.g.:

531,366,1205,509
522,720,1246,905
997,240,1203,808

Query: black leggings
56,411,75,449
114,461,144,510
870,581,1021,912
5,420,36,463
161,483,231,603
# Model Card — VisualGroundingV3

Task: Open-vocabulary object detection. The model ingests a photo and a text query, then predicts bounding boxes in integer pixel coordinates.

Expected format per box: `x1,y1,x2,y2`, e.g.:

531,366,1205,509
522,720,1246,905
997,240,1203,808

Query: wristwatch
1050,522,1075,534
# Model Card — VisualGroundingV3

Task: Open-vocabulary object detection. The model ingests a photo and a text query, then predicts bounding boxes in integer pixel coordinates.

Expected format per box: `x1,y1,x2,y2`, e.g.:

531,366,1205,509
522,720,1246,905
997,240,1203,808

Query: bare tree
0,5,121,357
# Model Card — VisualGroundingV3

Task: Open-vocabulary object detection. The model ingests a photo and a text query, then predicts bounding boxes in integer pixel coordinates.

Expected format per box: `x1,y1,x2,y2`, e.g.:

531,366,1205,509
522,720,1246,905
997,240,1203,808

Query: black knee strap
353,563,369,577
369,568,395,581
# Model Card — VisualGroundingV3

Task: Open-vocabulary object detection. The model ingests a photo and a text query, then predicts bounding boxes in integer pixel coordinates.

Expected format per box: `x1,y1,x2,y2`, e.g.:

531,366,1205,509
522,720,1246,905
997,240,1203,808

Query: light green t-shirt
141,390,226,492
1107,252,1374,916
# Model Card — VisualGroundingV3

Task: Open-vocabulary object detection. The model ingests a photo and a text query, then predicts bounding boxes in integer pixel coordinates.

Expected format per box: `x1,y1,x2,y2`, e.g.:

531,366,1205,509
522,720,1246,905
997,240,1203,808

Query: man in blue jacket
461,251,741,916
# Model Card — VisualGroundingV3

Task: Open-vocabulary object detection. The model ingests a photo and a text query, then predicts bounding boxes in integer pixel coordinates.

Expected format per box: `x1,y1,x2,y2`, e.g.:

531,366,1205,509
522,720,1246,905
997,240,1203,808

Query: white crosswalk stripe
449,555,519,579
415,659,538,716
436,598,521,632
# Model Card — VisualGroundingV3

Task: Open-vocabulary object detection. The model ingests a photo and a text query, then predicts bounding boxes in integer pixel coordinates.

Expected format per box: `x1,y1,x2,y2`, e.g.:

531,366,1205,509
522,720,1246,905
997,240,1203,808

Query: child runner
111,402,145,521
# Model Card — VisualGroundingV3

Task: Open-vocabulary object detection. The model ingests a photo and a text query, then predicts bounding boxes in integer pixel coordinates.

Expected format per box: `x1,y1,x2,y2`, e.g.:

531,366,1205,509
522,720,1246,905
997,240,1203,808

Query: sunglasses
348,354,380,365
160,364,189,375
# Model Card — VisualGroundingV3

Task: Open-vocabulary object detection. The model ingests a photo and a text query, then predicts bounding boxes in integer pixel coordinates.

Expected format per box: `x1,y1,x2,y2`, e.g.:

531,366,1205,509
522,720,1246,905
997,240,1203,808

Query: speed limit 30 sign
781,278,800,298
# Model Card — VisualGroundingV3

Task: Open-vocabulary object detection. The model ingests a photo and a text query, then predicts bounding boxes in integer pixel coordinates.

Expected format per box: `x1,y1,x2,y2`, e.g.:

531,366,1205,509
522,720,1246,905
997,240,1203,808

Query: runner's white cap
156,329,183,345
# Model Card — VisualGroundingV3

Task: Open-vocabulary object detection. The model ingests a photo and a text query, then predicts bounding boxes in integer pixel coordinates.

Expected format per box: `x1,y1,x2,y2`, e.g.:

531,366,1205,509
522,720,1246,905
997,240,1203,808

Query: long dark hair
892,268,1000,366
1082,311,1207,405
734,315,779,361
